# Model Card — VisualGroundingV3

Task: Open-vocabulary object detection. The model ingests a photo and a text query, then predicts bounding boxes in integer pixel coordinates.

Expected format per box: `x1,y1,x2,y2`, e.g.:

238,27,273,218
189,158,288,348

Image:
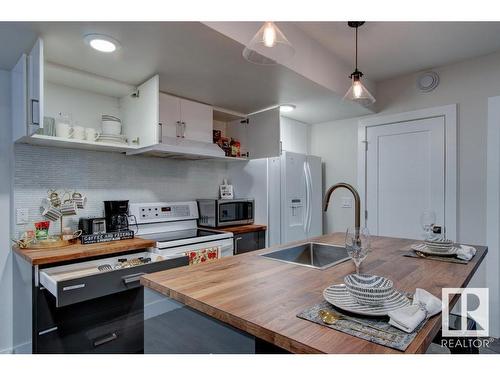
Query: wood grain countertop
217,224,267,235
141,233,487,354
13,237,156,266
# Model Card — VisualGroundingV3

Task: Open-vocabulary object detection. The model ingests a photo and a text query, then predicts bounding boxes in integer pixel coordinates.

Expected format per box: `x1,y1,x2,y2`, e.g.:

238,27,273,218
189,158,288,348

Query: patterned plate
323,284,411,317
411,243,459,257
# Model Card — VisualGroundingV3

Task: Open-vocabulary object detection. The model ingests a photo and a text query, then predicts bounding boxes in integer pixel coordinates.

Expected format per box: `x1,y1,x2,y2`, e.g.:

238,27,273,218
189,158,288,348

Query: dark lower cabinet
234,230,266,255
35,288,144,354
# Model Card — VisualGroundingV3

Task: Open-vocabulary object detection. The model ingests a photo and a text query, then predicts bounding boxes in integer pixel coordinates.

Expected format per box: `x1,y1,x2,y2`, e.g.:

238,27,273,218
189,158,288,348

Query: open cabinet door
246,108,281,159
120,75,159,147
11,53,27,142
28,38,44,135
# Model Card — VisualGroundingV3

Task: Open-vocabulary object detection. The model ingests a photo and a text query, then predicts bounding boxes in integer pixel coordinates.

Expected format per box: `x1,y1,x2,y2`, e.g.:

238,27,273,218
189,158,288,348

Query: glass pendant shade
343,74,376,106
243,22,295,65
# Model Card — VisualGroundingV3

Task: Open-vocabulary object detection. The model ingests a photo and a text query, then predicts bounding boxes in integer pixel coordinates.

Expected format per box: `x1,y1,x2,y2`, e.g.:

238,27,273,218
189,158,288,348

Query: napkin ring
417,302,429,319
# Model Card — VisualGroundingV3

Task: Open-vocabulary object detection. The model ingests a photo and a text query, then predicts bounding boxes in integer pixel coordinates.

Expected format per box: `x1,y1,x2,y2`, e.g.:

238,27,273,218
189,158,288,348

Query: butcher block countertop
141,233,487,354
13,237,155,266
218,224,267,235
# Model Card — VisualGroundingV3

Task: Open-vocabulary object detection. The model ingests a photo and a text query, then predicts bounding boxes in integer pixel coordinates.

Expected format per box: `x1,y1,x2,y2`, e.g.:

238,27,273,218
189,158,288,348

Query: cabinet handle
176,121,181,138
122,272,146,285
158,122,163,143
234,236,243,255
93,332,118,347
30,98,40,126
38,326,58,336
181,122,186,138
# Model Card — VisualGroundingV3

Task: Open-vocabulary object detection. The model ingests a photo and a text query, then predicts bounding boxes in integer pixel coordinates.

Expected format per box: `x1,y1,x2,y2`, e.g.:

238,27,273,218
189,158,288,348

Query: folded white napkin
388,288,441,333
457,245,477,261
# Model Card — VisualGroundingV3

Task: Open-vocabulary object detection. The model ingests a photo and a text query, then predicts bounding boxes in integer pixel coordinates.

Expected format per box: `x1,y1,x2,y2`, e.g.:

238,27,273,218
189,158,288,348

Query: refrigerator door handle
303,161,310,234
305,161,313,234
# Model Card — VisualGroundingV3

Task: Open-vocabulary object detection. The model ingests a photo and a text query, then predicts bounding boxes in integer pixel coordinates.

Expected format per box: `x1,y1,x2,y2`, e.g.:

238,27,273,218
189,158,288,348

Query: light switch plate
16,208,29,224
341,197,353,208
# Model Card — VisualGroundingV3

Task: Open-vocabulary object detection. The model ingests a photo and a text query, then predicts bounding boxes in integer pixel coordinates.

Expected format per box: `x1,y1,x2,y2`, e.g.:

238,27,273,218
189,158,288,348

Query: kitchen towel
457,245,477,261
388,288,441,333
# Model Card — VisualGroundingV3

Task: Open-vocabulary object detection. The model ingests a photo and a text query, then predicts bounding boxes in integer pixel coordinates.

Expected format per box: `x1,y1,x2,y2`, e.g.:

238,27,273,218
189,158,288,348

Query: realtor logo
442,288,489,337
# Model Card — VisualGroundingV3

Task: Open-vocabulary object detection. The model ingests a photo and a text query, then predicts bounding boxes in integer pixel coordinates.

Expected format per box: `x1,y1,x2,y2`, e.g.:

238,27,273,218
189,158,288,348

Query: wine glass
420,210,436,240
345,227,371,274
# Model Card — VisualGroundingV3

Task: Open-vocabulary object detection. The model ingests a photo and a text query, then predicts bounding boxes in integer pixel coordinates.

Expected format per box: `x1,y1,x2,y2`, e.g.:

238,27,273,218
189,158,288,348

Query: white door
365,117,445,240
281,152,307,243
179,99,213,143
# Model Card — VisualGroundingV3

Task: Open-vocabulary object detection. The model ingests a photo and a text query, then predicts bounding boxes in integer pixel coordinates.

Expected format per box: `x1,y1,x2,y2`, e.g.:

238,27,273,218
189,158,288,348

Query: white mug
73,125,85,140
85,128,100,141
56,123,73,138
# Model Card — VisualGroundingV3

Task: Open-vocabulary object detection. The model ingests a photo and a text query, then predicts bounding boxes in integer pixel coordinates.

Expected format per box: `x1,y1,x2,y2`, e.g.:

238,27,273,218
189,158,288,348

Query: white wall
311,50,500,337
0,69,13,353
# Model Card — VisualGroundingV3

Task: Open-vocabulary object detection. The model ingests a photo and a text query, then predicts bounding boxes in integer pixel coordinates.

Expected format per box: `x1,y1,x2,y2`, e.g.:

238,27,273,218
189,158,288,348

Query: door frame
357,104,458,240
487,96,500,338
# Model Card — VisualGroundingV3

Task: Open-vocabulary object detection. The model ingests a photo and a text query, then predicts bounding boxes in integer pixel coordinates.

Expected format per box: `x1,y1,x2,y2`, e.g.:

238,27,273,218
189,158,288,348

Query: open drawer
39,251,188,307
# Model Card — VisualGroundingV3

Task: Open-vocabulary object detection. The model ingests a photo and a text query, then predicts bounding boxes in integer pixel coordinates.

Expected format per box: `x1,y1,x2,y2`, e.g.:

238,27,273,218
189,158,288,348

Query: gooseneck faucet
323,182,361,229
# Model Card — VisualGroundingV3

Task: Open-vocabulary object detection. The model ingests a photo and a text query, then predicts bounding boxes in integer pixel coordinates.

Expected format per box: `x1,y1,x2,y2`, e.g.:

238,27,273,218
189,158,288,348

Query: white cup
85,128,100,141
102,120,122,135
73,126,85,140
55,123,73,138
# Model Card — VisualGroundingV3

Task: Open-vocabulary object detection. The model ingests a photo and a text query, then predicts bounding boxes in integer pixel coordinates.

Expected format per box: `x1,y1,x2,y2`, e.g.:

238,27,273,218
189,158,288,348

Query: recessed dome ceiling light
279,104,296,113
84,34,120,53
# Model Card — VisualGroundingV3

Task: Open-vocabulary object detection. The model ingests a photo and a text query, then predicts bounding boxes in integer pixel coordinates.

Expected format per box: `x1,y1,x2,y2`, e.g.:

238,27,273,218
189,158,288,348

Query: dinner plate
411,243,459,256
323,284,411,317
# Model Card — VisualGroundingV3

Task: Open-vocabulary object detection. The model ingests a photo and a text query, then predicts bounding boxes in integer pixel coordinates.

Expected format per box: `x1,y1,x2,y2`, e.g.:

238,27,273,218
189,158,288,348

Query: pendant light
343,21,376,105
243,22,295,65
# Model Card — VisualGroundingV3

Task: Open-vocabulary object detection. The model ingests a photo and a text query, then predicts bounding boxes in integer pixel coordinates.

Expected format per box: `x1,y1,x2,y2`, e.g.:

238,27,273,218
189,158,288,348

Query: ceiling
296,22,500,81
2,22,500,124
0,21,370,124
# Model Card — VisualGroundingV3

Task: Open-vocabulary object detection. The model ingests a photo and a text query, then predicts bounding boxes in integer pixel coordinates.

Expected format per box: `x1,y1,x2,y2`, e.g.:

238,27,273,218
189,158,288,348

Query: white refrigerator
228,151,323,246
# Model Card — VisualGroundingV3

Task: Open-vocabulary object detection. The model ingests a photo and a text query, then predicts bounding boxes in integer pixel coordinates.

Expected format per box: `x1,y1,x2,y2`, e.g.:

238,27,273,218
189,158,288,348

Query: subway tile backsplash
14,144,227,236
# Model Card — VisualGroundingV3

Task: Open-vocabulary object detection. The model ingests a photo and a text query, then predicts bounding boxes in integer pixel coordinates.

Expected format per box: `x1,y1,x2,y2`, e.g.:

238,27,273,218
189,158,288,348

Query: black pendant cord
355,25,358,71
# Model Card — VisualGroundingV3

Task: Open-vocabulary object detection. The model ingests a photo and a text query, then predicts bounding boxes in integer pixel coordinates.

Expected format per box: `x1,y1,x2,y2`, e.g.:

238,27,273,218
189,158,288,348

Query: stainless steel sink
260,242,350,270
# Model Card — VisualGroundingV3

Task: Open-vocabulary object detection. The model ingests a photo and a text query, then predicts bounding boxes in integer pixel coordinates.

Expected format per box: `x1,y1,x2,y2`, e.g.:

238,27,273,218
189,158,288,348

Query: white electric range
129,201,234,259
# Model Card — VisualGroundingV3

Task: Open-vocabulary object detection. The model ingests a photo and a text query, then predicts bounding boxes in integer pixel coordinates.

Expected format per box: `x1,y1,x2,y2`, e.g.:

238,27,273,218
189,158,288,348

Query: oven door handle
122,272,146,285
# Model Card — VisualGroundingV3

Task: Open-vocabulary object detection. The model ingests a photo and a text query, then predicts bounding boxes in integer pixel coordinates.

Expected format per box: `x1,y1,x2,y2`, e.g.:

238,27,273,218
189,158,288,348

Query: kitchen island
141,233,487,354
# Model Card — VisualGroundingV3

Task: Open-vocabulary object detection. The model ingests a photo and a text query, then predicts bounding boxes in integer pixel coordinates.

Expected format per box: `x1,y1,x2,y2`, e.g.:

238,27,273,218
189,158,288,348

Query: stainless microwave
197,199,254,227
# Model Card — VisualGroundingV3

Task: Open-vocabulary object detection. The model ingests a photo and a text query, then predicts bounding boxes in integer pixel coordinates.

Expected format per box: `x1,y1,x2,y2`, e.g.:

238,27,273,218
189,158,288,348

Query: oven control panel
129,201,199,224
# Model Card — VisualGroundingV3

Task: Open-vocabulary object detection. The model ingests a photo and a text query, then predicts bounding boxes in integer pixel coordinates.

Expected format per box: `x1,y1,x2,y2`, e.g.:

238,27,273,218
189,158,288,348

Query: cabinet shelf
18,134,137,153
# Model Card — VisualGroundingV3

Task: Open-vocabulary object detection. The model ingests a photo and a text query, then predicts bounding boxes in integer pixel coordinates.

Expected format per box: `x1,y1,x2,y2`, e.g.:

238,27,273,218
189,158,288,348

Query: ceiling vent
417,71,440,93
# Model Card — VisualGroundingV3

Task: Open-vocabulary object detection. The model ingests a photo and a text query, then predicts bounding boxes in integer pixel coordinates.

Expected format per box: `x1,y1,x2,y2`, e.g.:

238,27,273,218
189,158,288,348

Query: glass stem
355,263,360,274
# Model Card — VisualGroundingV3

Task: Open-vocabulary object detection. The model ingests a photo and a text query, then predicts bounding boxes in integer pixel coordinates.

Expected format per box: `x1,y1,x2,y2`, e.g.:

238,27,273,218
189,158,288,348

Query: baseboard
0,340,31,354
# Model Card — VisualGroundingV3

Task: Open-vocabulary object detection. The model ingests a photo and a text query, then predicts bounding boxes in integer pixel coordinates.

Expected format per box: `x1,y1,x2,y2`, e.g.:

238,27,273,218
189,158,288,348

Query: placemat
297,300,426,351
403,250,470,264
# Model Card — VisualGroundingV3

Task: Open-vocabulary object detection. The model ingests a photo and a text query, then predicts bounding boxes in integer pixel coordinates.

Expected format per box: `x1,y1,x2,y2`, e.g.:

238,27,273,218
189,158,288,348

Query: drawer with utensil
39,251,188,307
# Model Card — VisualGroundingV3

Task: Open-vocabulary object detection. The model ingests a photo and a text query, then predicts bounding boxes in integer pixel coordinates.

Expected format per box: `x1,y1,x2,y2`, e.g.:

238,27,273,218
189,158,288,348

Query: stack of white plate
99,115,127,144
424,237,453,253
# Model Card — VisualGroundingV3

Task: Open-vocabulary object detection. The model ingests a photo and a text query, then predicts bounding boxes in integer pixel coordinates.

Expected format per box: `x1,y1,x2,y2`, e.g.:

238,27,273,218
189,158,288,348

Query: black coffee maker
104,200,130,232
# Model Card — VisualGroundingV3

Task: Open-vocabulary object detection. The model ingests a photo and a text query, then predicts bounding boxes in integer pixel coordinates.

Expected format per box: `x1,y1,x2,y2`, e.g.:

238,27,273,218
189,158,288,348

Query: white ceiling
296,22,500,81
2,22,500,124
0,22,370,124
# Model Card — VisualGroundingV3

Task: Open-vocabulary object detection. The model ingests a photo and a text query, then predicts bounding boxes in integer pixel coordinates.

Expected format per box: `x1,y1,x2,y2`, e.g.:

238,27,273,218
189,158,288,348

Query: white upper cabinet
227,107,281,159
120,75,159,147
280,116,310,155
11,38,44,141
158,93,213,143
179,98,213,142
159,92,181,139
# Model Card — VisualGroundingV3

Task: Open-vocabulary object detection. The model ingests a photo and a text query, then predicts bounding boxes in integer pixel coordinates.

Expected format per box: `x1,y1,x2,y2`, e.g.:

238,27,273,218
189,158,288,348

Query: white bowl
102,120,122,135
344,274,394,306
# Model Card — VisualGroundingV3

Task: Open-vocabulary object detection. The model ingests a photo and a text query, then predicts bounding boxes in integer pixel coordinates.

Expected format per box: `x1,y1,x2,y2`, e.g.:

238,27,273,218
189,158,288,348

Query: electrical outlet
341,197,353,208
16,208,29,224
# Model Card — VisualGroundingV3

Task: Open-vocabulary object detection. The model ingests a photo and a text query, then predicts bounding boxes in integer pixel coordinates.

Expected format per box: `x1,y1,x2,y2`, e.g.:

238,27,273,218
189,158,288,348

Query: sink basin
260,242,350,270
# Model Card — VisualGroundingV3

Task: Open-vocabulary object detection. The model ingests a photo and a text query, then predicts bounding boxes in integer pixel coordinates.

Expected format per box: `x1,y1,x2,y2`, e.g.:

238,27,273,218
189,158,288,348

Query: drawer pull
93,332,118,347
38,326,58,336
122,272,146,285
63,283,86,291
